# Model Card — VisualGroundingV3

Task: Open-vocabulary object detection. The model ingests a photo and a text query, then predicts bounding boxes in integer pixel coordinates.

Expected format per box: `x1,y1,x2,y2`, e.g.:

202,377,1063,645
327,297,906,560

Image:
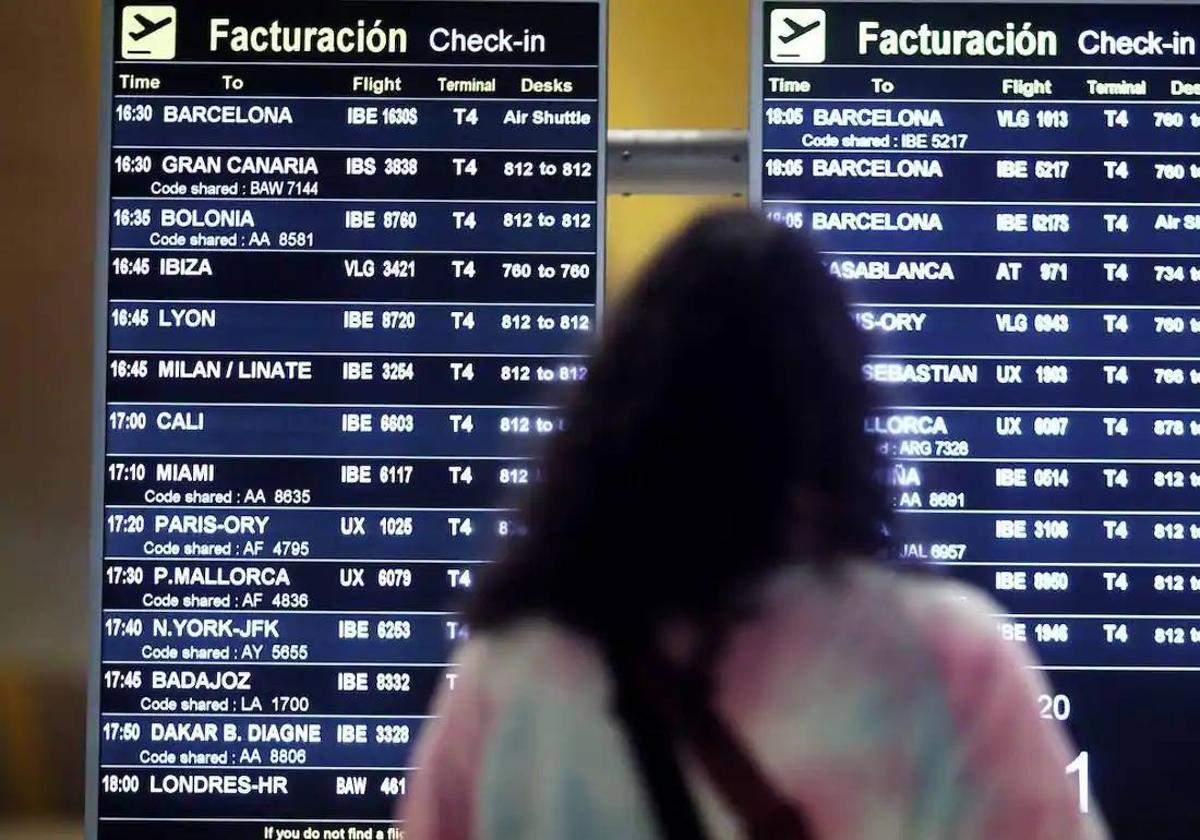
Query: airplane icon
770,9,826,63
121,5,177,60
779,17,821,44
129,12,173,41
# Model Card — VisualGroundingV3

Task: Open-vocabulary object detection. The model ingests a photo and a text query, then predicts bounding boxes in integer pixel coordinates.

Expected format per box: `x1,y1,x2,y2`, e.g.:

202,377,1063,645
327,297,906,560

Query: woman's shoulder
834,564,1034,700
753,562,1011,674
765,561,1003,627
887,566,1007,637
830,561,1001,623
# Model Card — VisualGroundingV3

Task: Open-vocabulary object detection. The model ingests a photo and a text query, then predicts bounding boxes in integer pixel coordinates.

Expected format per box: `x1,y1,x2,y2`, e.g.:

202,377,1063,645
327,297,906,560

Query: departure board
753,2,1200,835
88,2,605,837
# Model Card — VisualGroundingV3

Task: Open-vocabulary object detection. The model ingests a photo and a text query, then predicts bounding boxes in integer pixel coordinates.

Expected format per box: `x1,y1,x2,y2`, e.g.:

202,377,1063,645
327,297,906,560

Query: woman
401,210,1105,839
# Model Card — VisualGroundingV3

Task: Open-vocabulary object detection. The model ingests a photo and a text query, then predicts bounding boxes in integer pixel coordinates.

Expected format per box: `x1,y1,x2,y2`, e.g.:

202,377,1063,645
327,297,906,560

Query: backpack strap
609,644,712,840
608,644,812,840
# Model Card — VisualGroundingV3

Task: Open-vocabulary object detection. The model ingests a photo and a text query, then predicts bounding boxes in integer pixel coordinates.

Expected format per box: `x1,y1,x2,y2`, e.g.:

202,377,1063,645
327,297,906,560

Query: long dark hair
468,209,888,643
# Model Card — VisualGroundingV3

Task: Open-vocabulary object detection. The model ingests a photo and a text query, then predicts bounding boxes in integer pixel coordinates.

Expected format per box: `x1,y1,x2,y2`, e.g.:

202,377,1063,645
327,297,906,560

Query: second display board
753,2,1200,836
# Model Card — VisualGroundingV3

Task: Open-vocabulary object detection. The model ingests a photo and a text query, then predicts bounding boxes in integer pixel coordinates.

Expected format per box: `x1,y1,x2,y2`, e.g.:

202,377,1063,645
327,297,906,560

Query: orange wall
607,0,750,288
0,1,101,673
0,0,100,817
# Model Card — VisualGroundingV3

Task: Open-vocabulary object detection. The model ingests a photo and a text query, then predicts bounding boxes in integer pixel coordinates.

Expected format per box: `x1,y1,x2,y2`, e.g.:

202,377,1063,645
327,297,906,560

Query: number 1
1065,751,1090,814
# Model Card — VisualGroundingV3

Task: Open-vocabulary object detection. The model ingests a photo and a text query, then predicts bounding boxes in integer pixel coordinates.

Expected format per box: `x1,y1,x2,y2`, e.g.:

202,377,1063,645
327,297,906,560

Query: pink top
401,564,1108,839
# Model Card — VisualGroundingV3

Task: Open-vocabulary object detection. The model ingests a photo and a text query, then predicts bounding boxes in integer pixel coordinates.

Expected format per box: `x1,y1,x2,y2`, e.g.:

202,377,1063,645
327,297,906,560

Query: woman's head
469,209,889,639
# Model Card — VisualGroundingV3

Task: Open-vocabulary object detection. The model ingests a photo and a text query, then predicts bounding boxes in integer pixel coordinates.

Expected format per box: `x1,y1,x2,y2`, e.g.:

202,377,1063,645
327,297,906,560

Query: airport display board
753,2,1200,835
89,2,605,837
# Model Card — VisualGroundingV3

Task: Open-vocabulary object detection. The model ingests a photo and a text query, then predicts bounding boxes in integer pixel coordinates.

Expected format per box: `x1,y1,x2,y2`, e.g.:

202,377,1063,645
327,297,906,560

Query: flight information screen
89,1,605,837
753,2,1200,835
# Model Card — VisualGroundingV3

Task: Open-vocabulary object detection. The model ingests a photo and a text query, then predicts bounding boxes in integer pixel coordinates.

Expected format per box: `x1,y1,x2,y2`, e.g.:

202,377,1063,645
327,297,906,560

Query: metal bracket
606,129,751,196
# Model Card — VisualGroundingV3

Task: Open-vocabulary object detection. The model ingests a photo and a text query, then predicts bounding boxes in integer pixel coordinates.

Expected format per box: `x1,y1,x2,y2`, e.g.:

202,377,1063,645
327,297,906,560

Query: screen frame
86,3,115,836
85,2,608,837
